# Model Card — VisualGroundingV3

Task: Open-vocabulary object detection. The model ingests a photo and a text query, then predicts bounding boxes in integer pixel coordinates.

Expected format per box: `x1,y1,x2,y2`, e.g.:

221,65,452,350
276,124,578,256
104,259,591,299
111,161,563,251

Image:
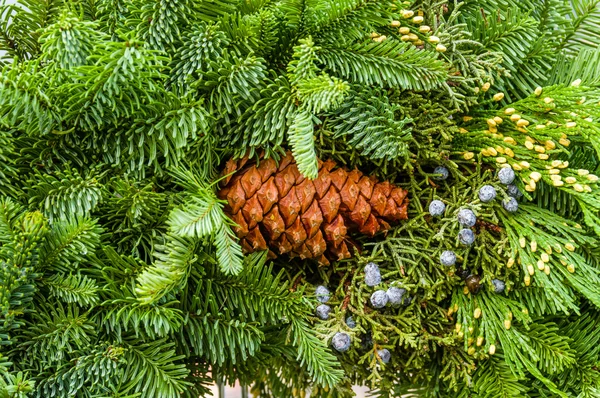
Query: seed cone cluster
218,152,409,265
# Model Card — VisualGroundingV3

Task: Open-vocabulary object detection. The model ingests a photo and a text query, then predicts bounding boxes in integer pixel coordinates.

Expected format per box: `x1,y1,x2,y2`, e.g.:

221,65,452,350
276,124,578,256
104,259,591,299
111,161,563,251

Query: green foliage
1,0,600,397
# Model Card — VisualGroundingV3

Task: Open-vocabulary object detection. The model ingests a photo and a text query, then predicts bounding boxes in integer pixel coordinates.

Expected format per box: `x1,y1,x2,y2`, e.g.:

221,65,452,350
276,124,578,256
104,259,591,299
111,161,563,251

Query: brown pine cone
217,152,409,265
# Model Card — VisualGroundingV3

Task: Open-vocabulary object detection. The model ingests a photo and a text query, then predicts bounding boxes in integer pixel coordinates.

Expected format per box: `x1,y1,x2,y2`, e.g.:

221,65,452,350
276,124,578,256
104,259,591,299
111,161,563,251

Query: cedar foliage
0,0,599,397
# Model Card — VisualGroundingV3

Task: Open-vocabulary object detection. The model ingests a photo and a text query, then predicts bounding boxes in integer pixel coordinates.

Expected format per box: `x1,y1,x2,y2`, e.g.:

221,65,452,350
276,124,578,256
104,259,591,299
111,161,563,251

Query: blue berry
507,184,523,198
364,262,382,287
429,200,446,217
378,349,391,364
503,197,519,212
315,285,330,303
402,295,413,306
458,209,476,227
492,279,506,293
370,290,389,309
498,167,515,185
433,166,449,181
386,287,406,306
332,332,351,352
440,250,456,266
346,316,356,329
458,229,475,245
478,185,497,203
316,304,331,320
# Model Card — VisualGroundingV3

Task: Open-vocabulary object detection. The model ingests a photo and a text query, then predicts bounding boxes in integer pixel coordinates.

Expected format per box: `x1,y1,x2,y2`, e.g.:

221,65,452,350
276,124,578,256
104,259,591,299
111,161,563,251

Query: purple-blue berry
316,304,331,320
378,349,391,364
332,332,351,352
498,167,515,185
478,185,497,202
370,290,389,309
507,184,523,198
346,316,356,329
458,229,475,246
386,287,406,306
315,285,330,303
433,166,449,181
458,209,477,227
503,197,519,212
429,200,446,217
364,262,382,287
492,279,505,293
440,250,456,266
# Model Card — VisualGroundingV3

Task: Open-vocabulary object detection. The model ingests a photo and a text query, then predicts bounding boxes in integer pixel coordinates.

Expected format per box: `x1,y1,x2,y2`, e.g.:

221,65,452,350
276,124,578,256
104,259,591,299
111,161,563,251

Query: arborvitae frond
180,313,264,365
44,273,100,306
327,88,413,161
0,62,60,136
62,36,168,131
119,338,191,398
0,197,24,244
25,167,104,223
228,76,295,156
318,40,448,90
38,216,102,271
39,11,99,71
18,301,96,365
473,354,529,398
561,0,600,55
135,233,199,304
288,109,319,179
35,344,124,397
196,53,267,118
521,321,577,374
309,0,389,44
99,298,184,339
168,23,229,92
134,0,191,52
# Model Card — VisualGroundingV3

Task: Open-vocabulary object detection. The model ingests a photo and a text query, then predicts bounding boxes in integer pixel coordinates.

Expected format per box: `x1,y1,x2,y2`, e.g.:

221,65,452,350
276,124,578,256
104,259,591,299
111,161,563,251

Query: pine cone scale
220,152,409,264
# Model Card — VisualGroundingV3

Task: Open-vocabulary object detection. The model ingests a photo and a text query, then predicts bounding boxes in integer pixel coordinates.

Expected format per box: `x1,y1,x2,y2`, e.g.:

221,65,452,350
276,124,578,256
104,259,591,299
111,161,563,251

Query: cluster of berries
429,166,515,294
314,287,354,353
364,262,411,309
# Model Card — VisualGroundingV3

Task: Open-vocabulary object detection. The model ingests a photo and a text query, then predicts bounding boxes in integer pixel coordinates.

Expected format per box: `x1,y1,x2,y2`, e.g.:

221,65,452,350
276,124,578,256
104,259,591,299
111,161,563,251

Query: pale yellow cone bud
537,260,545,270
587,174,598,182
525,141,534,150
534,86,543,96
507,258,515,268
565,177,577,184
510,114,521,121
524,275,531,286
435,43,446,52
412,15,424,24
468,346,476,355
531,240,537,252
517,119,530,127
482,82,491,92
402,9,415,18
565,243,575,252
428,35,440,44
474,308,482,319
527,264,535,275
390,20,401,27
541,252,550,263
493,93,505,101
504,319,512,330
464,152,474,160
571,78,582,87
489,344,496,355
494,116,503,124
567,264,575,273
408,33,418,41
400,34,411,41
419,25,431,33
519,237,526,248
543,97,554,104
574,184,584,192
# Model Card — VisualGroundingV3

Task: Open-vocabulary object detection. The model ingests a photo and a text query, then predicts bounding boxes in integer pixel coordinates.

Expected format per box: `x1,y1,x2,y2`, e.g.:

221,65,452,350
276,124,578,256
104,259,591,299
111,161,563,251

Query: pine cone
218,152,409,265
